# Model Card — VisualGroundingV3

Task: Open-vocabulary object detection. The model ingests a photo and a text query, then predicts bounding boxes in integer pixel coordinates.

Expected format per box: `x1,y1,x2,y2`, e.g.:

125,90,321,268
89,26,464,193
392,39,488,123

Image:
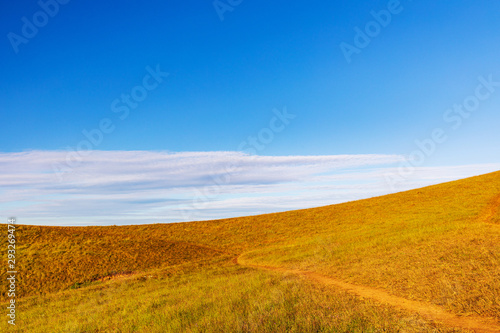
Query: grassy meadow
1,256,462,333
2,171,500,332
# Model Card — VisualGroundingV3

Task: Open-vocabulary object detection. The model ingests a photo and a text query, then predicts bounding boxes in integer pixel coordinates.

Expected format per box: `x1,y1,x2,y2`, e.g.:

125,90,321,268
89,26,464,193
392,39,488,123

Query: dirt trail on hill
478,194,500,225
235,194,500,331
236,256,500,332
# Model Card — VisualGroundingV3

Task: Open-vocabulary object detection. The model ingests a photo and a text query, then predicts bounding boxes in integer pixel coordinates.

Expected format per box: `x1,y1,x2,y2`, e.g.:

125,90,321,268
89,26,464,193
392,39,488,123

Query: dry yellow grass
0,256,466,332
1,226,228,299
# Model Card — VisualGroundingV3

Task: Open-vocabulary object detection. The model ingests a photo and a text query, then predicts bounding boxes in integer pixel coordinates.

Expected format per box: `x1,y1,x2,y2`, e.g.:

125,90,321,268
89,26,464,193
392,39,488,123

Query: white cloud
0,150,498,226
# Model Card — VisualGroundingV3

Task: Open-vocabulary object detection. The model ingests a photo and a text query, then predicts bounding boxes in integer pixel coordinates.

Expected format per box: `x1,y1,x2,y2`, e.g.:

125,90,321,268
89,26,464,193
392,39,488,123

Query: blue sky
1,1,500,225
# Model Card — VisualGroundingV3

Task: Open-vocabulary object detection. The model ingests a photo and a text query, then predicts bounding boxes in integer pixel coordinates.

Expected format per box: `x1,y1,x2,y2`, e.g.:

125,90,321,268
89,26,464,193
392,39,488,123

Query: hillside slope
2,170,500,331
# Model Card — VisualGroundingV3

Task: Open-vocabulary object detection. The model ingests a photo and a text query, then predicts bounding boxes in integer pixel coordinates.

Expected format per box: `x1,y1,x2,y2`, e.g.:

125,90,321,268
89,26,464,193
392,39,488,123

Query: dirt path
235,194,500,332
478,194,500,225
237,257,500,332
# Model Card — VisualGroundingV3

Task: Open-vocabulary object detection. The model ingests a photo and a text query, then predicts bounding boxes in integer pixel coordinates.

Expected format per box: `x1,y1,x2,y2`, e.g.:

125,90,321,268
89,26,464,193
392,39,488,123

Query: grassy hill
2,170,500,332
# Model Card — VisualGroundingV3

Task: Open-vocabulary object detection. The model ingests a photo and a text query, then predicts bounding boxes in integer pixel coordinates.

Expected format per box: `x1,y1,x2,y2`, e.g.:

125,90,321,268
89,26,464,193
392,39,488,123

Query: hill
2,170,500,332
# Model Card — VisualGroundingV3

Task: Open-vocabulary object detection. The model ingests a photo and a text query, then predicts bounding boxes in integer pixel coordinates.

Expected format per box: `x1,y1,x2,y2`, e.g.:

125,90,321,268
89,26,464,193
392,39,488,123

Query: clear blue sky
1,1,500,225
1,0,499,164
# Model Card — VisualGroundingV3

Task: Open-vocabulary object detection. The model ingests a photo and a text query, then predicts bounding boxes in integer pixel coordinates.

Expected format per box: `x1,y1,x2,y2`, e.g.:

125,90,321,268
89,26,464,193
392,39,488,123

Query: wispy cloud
0,150,498,226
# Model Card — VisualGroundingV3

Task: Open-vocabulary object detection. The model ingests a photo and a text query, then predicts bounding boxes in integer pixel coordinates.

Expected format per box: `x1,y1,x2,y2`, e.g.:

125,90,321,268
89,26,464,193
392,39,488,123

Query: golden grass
0,256,465,333
1,226,227,299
